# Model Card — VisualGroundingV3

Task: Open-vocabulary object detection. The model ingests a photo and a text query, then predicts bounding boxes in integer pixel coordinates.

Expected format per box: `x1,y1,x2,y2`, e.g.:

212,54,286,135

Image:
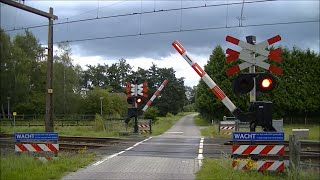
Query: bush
143,107,159,121
183,103,195,112
166,112,174,117
94,114,105,131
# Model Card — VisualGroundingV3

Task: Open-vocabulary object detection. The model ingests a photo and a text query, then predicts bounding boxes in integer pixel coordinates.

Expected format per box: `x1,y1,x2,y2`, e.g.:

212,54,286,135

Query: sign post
13,112,17,133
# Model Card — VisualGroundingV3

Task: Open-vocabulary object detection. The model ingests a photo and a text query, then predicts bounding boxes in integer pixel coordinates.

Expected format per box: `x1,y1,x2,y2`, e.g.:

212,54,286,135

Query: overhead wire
43,19,319,46
3,0,127,31
3,0,277,32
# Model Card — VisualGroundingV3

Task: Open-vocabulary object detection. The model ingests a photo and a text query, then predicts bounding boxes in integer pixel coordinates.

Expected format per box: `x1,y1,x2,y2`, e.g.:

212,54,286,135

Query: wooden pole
289,135,301,171
45,7,54,132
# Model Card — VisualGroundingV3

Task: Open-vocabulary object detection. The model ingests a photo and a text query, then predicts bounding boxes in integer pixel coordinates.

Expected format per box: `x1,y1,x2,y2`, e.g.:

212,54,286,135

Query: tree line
0,30,187,118
196,45,320,123
1,30,318,123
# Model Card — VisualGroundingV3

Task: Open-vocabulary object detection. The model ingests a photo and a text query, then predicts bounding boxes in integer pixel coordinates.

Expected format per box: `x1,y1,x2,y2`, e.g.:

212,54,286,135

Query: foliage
195,45,320,123
183,103,196,112
143,106,159,121
94,114,105,131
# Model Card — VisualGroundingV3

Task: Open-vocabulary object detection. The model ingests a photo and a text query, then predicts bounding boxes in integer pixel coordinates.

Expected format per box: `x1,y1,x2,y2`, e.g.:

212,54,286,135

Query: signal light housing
232,73,255,95
256,73,275,93
127,96,134,104
232,73,276,95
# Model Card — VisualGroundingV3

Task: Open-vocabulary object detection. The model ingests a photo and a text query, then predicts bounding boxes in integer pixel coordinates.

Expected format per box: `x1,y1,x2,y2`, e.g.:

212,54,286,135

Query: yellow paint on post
13,112,17,116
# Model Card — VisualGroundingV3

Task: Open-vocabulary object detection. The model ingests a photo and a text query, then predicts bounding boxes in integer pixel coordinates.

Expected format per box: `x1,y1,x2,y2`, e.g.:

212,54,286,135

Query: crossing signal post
173,39,282,132
125,80,148,133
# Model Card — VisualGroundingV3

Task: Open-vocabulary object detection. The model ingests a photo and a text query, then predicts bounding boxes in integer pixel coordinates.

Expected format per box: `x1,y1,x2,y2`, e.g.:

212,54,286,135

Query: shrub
144,107,159,121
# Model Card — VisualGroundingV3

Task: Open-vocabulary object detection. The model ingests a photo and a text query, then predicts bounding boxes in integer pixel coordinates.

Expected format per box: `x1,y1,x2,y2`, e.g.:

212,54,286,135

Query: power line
47,19,318,45
4,0,277,32
3,0,128,31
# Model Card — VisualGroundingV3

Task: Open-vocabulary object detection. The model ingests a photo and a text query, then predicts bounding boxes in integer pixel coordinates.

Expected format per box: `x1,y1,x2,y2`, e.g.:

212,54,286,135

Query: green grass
194,115,230,138
196,158,319,180
151,112,194,136
193,115,320,140
283,124,320,140
0,112,194,137
0,152,95,180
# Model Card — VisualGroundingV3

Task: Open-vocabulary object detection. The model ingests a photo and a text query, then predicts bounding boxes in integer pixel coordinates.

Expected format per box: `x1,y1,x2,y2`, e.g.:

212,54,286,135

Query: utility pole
0,0,58,132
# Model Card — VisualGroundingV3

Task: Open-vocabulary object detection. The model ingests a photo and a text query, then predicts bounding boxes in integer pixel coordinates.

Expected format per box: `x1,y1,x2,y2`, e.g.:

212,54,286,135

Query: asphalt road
62,114,231,180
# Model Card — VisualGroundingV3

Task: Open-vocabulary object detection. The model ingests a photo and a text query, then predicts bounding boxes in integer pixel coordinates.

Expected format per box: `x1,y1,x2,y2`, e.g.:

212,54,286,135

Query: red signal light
256,74,275,93
261,78,272,88
136,97,142,104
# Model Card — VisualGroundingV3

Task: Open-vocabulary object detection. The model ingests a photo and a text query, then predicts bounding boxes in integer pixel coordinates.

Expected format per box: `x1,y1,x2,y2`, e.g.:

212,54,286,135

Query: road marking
93,137,153,166
164,132,183,134
197,137,205,168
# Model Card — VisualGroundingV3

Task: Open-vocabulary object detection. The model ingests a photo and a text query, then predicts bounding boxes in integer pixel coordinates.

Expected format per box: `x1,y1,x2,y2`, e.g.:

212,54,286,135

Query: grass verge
151,112,194,136
196,158,319,180
193,115,320,140
0,152,95,180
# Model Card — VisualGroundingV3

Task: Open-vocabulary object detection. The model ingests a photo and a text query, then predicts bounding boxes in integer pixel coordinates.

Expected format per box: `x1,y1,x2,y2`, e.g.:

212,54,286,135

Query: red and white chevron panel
15,143,59,152
220,126,235,130
232,160,285,171
172,40,237,113
232,145,285,155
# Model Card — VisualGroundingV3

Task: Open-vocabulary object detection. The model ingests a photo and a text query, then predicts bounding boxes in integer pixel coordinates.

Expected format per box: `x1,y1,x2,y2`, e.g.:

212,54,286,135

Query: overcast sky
1,0,319,86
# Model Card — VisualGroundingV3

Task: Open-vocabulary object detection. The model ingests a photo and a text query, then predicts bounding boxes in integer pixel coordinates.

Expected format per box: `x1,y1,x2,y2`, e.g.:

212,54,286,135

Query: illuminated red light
262,78,272,88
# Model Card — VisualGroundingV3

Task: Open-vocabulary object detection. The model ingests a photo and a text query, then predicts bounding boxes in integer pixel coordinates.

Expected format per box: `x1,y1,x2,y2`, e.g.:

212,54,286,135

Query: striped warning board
219,121,236,135
138,120,152,134
15,143,59,152
232,160,285,171
232,145,285,155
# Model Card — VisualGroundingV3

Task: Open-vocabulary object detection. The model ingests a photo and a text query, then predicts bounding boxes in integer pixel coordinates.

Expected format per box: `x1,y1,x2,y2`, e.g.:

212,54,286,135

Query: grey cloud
1,0,319,61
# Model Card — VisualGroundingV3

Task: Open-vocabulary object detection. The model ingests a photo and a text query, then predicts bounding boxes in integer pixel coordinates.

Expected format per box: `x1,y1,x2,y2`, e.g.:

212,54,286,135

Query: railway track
0,133,144,151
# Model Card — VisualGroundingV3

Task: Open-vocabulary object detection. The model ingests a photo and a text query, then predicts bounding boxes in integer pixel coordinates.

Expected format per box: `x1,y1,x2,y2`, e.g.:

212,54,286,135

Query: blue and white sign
232,132,284,141
15,132,58,141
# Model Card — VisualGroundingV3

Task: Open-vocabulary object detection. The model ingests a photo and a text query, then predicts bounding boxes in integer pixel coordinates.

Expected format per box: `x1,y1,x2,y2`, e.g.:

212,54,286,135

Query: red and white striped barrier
172,41,237,113
15,143,59,152
232,145,284,155
142,79,168,112
232,160,285,171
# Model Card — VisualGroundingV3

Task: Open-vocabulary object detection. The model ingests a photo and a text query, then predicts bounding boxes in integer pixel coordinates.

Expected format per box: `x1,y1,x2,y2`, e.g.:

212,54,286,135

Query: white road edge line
197,137,205,168
93,136,153,166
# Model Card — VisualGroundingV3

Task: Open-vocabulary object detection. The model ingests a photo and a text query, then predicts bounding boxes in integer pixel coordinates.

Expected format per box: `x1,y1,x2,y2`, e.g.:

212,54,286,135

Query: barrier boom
172,40,238,113
142,80,168,112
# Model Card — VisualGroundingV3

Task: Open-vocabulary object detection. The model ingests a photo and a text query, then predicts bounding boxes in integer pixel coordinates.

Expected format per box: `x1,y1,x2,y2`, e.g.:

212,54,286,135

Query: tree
53,42,82,114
